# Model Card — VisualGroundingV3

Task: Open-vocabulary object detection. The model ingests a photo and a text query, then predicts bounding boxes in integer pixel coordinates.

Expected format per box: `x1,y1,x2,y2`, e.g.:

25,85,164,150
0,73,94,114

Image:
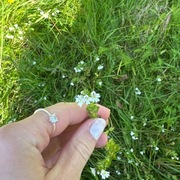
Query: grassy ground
0,0,180,179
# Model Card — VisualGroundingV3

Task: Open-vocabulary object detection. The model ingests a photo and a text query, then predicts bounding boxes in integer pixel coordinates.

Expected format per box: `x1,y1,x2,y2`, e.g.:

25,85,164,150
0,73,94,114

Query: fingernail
90,118,106,140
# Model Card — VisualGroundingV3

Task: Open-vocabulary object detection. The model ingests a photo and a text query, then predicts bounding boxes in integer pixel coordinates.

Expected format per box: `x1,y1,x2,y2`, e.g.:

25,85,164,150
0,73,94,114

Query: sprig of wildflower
75,90,118,180
75,90,101,118
75,90,100,107
97,138,120,171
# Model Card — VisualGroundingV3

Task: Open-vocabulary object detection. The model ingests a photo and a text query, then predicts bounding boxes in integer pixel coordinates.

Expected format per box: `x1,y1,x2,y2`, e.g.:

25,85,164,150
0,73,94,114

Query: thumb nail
90,118,106,140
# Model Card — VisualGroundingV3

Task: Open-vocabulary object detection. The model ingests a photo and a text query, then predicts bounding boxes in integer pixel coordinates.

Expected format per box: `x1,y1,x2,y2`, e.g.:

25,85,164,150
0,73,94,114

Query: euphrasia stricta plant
75,90,120,179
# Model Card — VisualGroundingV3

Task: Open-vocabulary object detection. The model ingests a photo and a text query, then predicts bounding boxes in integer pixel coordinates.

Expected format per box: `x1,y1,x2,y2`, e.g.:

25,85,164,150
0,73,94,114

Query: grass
0,0,180,179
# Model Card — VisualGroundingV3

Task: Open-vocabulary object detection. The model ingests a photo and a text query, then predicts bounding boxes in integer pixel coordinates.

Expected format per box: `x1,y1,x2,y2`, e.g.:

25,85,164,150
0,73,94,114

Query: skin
0,102,110,180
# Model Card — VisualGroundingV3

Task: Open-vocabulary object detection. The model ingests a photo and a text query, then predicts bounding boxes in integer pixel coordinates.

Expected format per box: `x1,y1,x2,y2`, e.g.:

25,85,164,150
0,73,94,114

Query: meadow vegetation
0,0,180,179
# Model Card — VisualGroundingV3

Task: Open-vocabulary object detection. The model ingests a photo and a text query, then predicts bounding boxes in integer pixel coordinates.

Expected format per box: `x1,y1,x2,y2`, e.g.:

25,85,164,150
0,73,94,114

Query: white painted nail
90,118,106,140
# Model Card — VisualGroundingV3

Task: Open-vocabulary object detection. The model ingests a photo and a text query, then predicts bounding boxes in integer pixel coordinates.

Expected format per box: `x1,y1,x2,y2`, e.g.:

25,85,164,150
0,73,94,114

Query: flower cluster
5,24,24,40
171,156,179,160
97,65,104,70
90,168,110,179
135,87,141,95
74,61,85,73
75,91,100,107
40,11,49,19
38,8,60,19
130,131,138,140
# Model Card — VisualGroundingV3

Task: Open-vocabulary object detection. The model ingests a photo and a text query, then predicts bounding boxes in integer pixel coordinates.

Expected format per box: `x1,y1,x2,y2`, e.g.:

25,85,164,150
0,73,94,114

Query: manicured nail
90,118,106,140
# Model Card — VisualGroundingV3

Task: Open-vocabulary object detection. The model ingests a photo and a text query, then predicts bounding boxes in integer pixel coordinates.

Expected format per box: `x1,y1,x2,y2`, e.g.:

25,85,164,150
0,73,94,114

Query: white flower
140,151,144,155
75,90,101,107
6,34,14,39
18,30,23,35
80,61,84,64
117,156,121,160
40,11,44,15
155,146,159,151
132,136,138,140
90,91,100,103
130,116,134,120
116,170,121,175
32,61,36,65
52,12,55,16
157,77,162,82
75,95,85,107
131,131,138,140
83,95,91,105
98,81,102,86
95,57,100,61
18,36,23,40
40,11,49,19
74,67,79,72
130,131,134,136
14,24,19,29
43,96,47,100
130,148,134,152
135,163,139,166
128,159,133,164
97,65,104,70
56,9,60,13
90,167,96,176
135,87,141,95
74,67,83,73
70,82,74,86
162,124,165,133
62,75,66,78
100,169,110,179
9,27,15,31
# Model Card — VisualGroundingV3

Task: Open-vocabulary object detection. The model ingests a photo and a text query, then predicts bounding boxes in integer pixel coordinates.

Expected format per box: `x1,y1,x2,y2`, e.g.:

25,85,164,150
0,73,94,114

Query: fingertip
95,133,108,148
97,105,111,120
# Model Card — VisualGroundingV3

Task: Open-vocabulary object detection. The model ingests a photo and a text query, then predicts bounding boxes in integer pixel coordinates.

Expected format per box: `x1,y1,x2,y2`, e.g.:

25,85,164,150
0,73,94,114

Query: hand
0,103,110,180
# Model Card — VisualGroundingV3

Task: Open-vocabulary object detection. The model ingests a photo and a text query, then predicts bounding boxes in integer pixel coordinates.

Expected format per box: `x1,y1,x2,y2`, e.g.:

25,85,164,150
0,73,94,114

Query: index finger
24,102,110,152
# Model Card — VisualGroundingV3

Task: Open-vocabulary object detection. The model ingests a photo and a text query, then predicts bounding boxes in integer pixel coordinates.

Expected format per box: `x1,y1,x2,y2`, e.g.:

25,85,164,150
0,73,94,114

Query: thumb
46,118,107,180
